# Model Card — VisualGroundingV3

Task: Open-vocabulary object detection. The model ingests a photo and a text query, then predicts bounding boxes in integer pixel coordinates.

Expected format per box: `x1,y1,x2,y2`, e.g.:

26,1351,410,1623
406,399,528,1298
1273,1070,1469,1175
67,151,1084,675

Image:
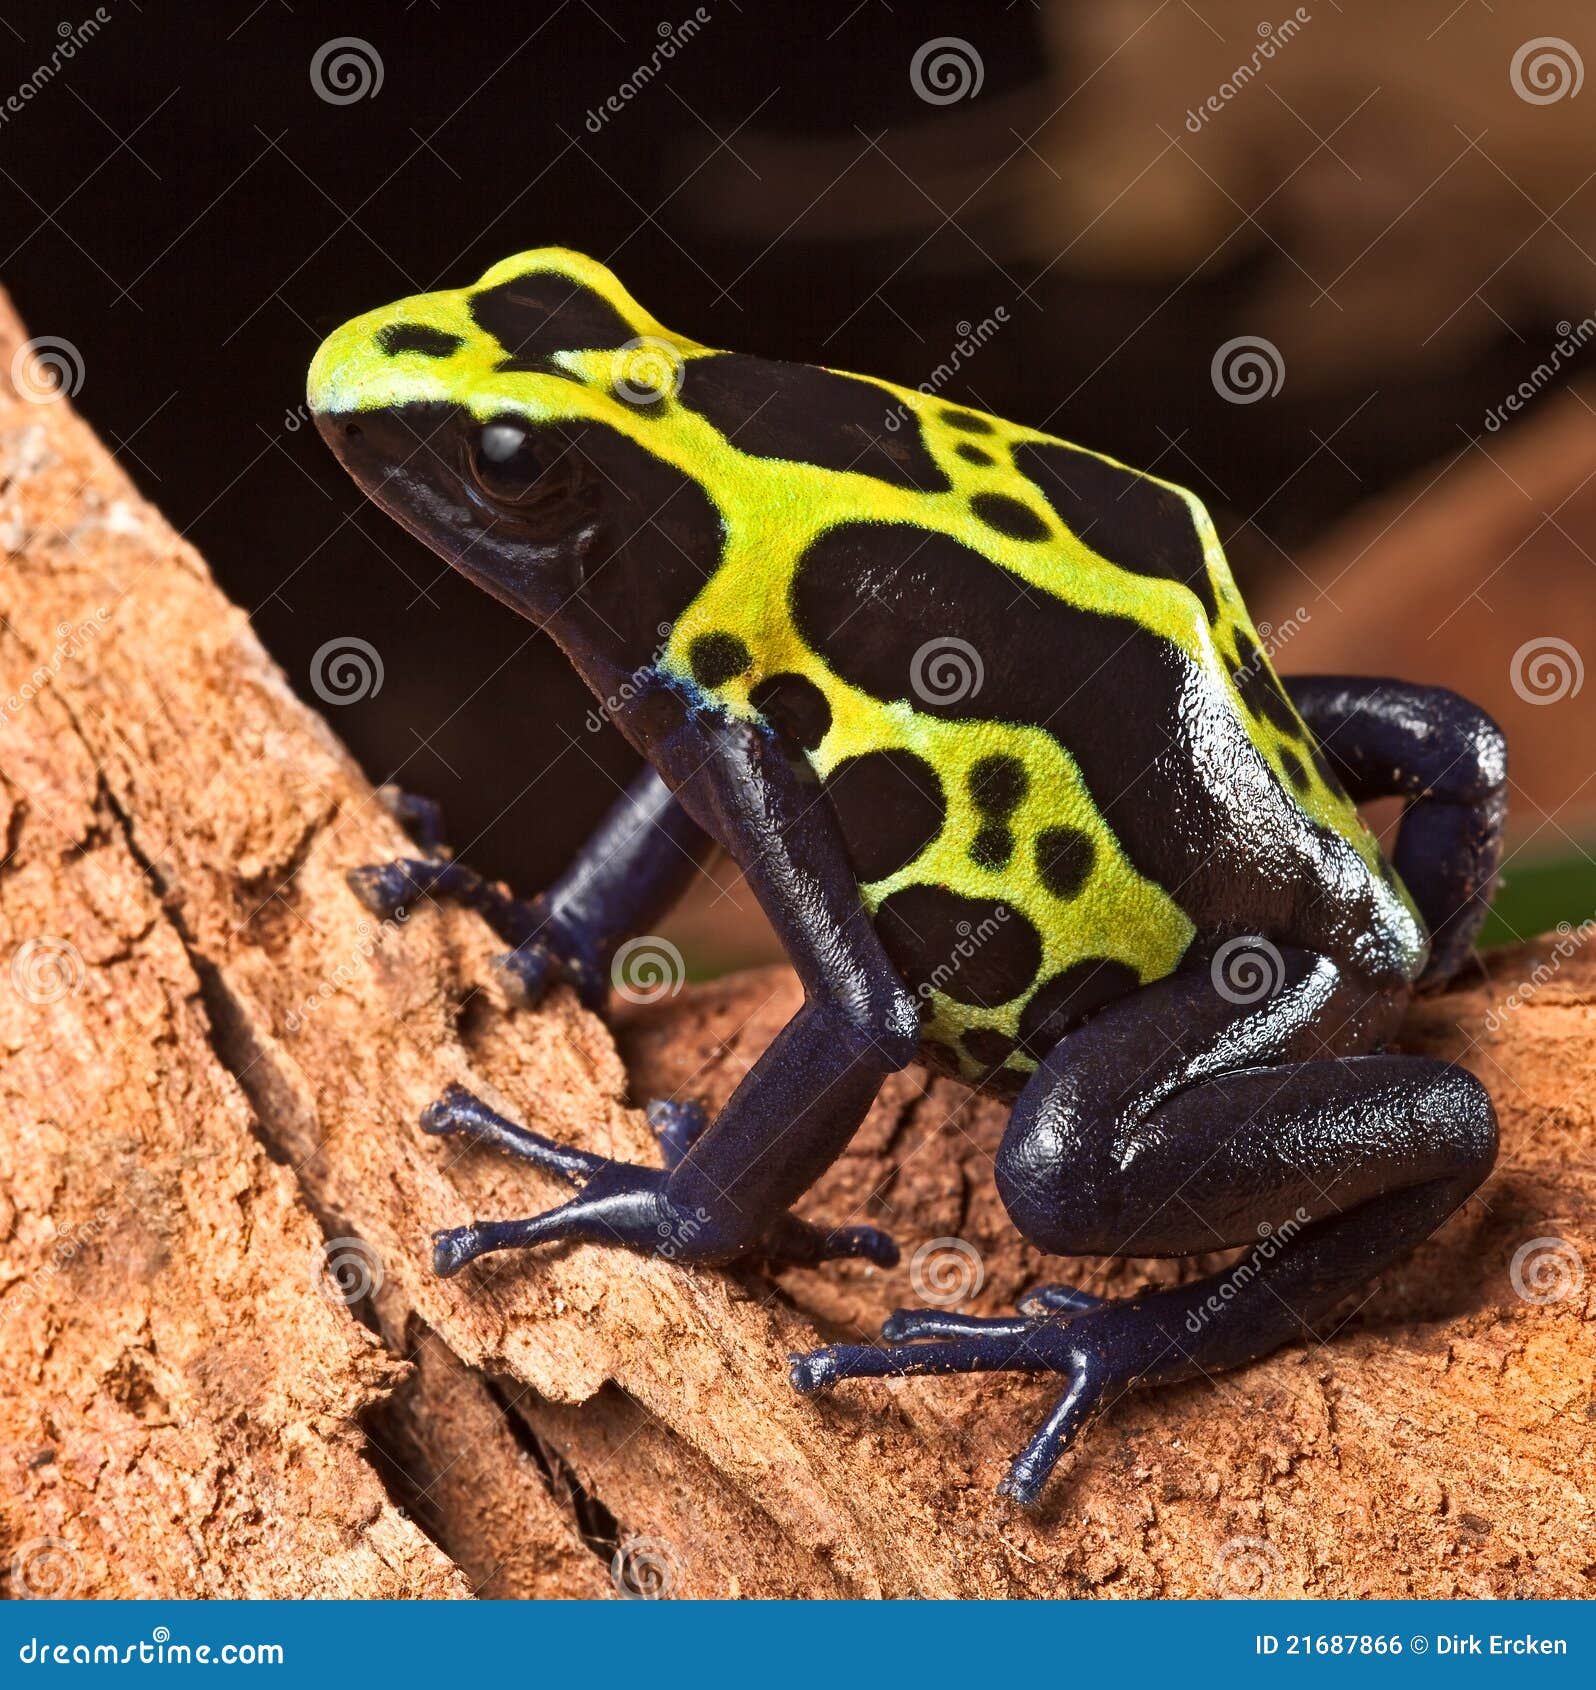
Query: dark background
2,0,1589,943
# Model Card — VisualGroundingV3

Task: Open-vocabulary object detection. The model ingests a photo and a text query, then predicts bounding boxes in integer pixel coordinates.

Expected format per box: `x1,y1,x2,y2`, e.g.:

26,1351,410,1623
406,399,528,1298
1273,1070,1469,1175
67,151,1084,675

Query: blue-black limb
421,704,918,1274
348,764,713,1009
1285,676,1507,986
790,953,1496,1504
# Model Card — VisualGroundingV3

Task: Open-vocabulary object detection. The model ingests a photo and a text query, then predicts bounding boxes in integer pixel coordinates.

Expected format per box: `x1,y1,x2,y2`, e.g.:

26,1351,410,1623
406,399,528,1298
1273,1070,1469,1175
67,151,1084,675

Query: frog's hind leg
789,953,1496,1503
347,764,712,1009
1285,677,1507,986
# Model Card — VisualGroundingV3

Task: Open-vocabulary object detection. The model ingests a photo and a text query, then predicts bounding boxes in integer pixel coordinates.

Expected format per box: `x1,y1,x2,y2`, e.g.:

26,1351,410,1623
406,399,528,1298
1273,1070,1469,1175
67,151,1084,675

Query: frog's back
640,355,1424,1088
318,249,1424,1090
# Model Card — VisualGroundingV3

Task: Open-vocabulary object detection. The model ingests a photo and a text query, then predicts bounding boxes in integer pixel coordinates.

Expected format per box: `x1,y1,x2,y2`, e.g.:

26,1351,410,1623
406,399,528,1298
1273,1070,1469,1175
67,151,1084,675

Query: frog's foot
346,856,605,1009
422,1085,896,1276
375,783,450,854
789,1288,1133,1506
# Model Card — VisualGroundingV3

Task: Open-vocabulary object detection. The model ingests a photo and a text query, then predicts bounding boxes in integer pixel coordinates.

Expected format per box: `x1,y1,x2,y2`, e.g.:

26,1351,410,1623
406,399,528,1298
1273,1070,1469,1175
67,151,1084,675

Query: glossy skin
309,249,1506,1502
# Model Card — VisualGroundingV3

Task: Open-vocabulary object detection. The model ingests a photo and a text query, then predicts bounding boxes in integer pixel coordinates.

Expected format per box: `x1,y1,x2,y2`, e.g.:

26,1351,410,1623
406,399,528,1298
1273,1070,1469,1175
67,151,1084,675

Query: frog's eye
468,420,551,506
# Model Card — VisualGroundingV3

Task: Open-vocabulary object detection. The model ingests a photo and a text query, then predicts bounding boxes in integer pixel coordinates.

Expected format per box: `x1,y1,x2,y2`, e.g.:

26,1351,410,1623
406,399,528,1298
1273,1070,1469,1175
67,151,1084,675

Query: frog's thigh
994,950,1496,1259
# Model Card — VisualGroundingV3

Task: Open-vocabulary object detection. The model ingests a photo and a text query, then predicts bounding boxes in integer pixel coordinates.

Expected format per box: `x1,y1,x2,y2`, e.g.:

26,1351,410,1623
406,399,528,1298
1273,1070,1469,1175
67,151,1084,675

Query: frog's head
307,248,716,679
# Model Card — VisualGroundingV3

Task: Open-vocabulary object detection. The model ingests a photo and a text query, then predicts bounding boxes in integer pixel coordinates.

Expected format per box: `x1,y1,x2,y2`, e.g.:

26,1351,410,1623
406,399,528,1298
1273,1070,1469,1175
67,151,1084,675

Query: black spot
1279,745,1311,794
961,1027,1016,1066
749,671,831,750
969,755,1027,817
613,381,667,417
787,521,1360,934
1231,630,1302,737
1012,440,1218,620
377,324,464,359
551,416,725,655
688,632,751,689
874,885,1042,1009
471,274,637,374
1017,959,1139,1059
970,823,1013,870
1309,743,1348,798
824,750,945,883
941,409,995,434
955,442,995,466
679,356,950,493
1035,827,1095,900
971,492,1050,543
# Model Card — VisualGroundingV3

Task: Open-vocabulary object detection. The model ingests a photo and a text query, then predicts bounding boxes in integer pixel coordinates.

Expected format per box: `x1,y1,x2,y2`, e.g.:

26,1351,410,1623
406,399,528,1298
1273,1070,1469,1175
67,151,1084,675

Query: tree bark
1,289,1590,1600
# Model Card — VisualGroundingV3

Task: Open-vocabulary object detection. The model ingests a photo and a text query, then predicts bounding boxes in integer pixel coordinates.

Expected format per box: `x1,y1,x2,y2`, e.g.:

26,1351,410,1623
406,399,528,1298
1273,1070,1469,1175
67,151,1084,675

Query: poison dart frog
308,248,1506,1503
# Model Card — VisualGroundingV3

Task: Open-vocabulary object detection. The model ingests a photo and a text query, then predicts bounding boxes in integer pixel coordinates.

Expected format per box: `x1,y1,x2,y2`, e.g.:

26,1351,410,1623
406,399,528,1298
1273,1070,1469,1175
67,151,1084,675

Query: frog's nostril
343,421,362,441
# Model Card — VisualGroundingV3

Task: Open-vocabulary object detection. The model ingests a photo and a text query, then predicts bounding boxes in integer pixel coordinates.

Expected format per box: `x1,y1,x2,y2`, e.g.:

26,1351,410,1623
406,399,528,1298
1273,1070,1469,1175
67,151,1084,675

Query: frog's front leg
349,764,713,1010
427,708,920,1275
791,951,1496,1502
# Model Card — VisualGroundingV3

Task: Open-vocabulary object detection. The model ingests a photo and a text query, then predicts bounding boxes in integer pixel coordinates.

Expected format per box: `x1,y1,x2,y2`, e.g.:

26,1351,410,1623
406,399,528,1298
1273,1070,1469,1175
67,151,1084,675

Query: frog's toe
1016,1282,1106,1316
645,1098,708,1169
375,784,450,854
347,857,448,920
491,944,555,1008
879,1308,1035,1342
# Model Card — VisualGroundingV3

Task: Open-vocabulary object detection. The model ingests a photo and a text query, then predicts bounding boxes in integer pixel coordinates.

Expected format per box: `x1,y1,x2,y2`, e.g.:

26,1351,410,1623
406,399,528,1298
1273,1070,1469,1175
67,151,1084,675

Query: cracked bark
0,287,1592,1600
